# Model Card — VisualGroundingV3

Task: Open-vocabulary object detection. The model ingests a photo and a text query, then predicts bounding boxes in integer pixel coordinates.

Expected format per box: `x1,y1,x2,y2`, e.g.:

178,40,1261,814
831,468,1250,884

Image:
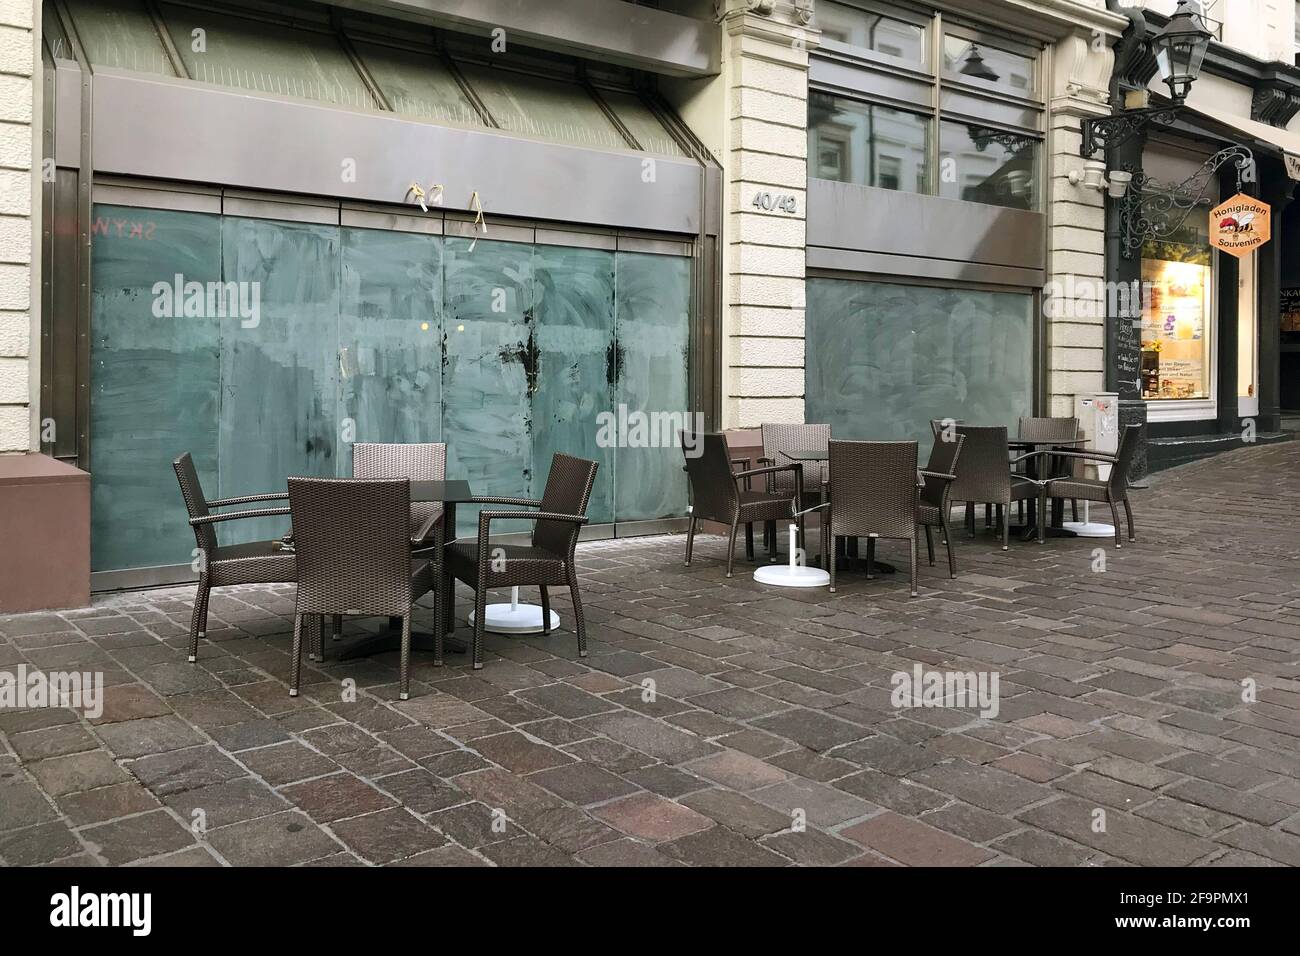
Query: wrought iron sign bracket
1079,106,1182,159
1117,145,1256,258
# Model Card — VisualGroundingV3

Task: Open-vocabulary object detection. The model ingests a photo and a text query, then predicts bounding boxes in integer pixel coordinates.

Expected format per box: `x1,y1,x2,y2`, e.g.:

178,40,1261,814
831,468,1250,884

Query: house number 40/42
752,192,797,213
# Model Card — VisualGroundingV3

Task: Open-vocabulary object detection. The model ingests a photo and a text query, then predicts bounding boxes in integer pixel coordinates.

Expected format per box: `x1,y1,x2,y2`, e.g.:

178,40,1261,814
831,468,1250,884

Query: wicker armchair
352,442,448,640
825,439,920,596
948,425,1039,550
915,434,965,578
286,477,436,700
759,423,829,554
1017,416,1081,523
1032,424,1141,547
174,452,301,664
442,453,598,670
683,432,799,578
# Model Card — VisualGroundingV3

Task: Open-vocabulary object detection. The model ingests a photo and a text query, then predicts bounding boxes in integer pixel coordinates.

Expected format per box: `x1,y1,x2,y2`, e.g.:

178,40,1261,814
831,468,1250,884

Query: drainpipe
1103,0,1152,478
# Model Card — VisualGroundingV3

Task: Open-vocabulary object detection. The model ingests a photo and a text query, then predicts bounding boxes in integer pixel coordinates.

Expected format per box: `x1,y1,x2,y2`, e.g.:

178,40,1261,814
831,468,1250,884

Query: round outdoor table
338,479,476,660
1006,438,1096,540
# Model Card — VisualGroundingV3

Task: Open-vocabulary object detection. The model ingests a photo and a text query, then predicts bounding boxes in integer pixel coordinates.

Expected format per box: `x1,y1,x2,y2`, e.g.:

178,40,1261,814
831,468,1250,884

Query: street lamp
1077,0,1215,159
1151,0,1214,105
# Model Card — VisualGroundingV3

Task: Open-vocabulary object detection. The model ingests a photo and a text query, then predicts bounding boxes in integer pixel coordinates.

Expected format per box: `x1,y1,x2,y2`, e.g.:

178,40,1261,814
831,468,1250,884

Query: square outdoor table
1007,439,1088,540
337,479,475,661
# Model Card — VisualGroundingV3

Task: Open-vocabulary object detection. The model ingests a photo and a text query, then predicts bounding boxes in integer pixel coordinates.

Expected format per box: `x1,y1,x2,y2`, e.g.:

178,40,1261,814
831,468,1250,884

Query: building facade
0,0,1297,605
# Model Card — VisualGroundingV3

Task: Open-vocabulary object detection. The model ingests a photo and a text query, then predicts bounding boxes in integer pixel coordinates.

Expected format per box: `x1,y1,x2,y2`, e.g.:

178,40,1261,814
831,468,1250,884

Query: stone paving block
908,760,1051,814
206,811,340,866
95,715,207,759
28,750,131,797
81,810,196,865
282,773,397,823
58,782,160,827
528,762,639,806
125,745,246,798
591,792,714,843
840,812,994,867
0,821,83,865
238,741,340,787
660,824,788,866
679,788,792,838
1018,797,1216,866
330,807,446,863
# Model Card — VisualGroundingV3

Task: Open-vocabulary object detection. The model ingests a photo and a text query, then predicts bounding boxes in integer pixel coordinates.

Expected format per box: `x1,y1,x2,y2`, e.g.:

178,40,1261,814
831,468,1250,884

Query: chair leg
984,503,992,529
923,524,934,566
1071,499,1079,522
188,578,210,663
316,615,327,662
289,614,303,697
569,574,587,659
684,515,697,566
1109,499,1123,548
1005,503,1012,550
765,520,777,562
726,519,740,578
941,515,958,578
540,585,551,635
995,504,1003,533
744,522,754,561
472,585,487,670
332,615,342,641
433,575,447,668
1122,498,1135,542
866,537,875,579
443,572,456,635
399,613,412,700
1018,500,1024,524
828,535,838,593
1037,492,1047,544
909,536,918,597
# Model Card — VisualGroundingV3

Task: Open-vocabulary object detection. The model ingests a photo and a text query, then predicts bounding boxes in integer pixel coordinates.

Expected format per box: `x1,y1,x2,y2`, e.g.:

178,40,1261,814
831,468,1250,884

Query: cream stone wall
0,0,33,453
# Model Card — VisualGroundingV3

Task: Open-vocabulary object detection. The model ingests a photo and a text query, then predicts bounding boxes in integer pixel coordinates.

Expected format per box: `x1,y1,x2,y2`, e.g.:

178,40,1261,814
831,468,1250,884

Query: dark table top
1008,438,1087,450
410,479,475,503
781,448,830,461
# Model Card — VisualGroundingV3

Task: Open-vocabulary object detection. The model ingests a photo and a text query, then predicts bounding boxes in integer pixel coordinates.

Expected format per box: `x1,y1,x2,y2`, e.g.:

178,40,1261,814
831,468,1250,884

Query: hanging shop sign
1209,194,1271,258
1285,153,1300,182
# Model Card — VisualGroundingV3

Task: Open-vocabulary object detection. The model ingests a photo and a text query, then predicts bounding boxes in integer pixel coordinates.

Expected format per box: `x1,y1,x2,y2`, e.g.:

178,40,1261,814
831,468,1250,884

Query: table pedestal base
1060,521,1115,537
754,565,831,588
468,590,559,635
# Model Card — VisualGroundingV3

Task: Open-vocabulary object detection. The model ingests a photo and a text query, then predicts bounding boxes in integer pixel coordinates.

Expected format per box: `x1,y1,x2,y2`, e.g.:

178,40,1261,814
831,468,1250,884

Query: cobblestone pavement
2,442,1298,867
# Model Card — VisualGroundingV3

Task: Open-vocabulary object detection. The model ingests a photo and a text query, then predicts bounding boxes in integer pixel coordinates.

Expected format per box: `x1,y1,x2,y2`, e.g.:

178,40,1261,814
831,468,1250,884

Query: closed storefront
803,0,1049,442
42,0,721,585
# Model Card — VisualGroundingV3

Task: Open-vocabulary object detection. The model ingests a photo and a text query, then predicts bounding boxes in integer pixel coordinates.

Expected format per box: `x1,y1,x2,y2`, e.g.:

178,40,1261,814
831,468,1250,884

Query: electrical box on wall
1075,392,1119,480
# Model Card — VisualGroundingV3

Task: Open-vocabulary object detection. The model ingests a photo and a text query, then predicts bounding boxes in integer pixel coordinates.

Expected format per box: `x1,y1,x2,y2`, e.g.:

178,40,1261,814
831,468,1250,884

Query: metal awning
1185,105,1300,180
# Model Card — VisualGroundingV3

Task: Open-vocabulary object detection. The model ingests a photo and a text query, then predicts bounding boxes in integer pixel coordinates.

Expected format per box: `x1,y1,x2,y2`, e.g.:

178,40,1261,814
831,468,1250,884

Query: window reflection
818,0,926,65
809,93,930,193
939,121,1039,210
943,35,1036,97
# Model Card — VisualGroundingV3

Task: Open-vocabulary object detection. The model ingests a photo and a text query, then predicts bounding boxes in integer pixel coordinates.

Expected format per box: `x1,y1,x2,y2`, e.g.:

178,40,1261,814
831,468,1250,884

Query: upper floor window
809,1,1044,212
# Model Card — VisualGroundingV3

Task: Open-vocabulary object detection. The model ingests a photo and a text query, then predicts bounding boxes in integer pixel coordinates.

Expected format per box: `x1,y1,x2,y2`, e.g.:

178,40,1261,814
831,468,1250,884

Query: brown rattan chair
286,477,436,700
1032,424,1141,547
948,425,1039,550
825,439,920,596
915,434,965,578
1017,416,1081,522
352,442,448,640
683,432,800,577
760,423,829,553
442,453,598,670
174,452,302,664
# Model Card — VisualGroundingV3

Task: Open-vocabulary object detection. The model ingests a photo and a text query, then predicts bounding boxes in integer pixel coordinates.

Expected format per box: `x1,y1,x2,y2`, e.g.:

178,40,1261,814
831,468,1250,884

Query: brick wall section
0,0,32,452
721,4,814,429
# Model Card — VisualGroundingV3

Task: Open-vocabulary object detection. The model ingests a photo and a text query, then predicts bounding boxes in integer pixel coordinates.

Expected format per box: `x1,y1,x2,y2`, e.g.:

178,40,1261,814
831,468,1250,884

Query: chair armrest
792,501,829,519
476,510,589,535
412,510,443,545
734,463,800,481
919,470,957,483
190,506,290,526
1039,450,1117,464
468,495,545,507
730,457,751,470
756,457,774,466
206,492,288,507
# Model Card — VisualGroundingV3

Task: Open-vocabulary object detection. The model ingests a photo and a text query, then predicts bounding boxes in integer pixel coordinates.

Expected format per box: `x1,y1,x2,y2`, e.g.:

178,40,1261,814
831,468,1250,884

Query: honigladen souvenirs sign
1210,194,1271,258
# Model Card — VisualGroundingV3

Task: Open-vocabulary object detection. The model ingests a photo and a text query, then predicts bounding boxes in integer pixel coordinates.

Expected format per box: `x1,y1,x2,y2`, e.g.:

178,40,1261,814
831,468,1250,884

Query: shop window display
1140,241,1213,401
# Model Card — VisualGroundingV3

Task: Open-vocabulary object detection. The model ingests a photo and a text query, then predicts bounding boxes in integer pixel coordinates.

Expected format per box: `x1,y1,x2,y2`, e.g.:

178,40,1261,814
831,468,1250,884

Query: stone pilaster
0,0,33,453
1046,31,1114,419
718,0,816,428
